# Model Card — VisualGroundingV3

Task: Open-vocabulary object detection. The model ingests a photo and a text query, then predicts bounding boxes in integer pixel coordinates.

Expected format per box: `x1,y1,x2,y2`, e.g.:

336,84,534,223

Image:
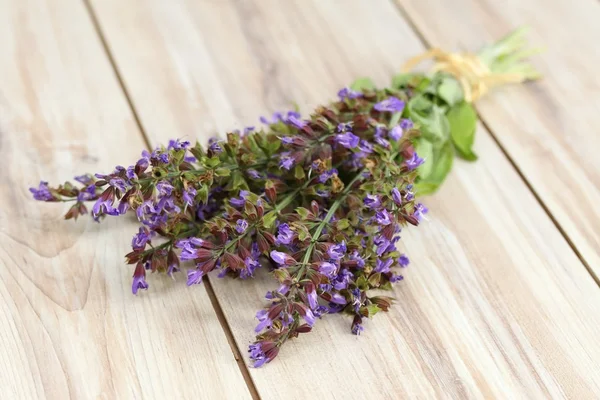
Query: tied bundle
30,28,539,367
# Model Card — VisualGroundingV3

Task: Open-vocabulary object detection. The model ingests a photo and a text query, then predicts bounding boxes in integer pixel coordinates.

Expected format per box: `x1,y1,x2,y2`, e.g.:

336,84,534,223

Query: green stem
300,168,366,267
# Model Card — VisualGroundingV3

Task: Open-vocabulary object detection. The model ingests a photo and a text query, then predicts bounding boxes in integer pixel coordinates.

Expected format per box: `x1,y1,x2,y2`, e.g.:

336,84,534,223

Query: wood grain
0,1,251,398
90,0,600,398
397,0,600,277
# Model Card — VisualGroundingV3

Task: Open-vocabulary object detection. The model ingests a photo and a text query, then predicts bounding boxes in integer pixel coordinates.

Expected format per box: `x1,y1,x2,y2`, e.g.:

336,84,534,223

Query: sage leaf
415,142,454,195
437,77,464,106
415,138,434,179
447,102,478,161
408,95,450,146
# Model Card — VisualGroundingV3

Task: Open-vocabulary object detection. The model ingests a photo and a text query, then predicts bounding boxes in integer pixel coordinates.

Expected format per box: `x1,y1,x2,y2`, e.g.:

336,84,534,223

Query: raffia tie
401,48,527,102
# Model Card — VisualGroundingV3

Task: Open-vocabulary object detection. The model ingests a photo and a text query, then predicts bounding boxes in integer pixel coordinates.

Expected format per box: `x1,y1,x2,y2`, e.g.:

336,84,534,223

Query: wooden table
1,0,599,398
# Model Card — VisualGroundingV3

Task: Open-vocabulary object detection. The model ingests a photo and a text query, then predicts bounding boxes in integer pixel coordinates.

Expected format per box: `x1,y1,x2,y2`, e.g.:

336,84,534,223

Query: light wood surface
0,1,251,399
88,0,600,398
398,0,600,277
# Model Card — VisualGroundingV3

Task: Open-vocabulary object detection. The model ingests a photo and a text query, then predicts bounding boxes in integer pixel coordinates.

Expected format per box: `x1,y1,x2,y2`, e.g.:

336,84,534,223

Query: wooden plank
397,0,600,276
0,1,251,398
90,0,600,397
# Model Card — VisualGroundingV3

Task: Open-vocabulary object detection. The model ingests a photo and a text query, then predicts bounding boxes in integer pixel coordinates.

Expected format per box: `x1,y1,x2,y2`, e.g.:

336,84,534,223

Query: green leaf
336,219,350,230
368,272,381,287
350,77,375,92
294,164,305,180
408,96,450,146
262,211,277,229
197,185,209,204
356,276,369,291
214,167,231,177
365,304,381,317
205,156,221,168
415,142,454,195
388,112,401,129
230,171,246,190
295,207,313,220
391,73,417,88
415,139,434,179
447,102,478,161
437,77,464,106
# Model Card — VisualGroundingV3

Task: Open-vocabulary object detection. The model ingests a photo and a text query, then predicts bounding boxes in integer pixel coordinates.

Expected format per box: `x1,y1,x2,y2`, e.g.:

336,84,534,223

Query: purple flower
390,274,404,283
125,166,136,180
77,185,96,202
183,187,197,207
351,323,364,335
168,139,190,150
327,241,347,260
414,203,429,221
30,181,54,201
131,227,154,250
318,168,338,183
247,169,262,180
358,140,373,154
92,197,117,217
351,288,362,312
374,126,390,149
132,275,149,295
270,250,292,266
279,153,295,170
405,152,425,170
230,190,249,208
389,125,403,141
399,254,410,267
375,209,392,226
337,122,352,132
236,219,248,234
316,189,330,198
307,289,318,309
243,126,255,135
332,269,353,290
364,194,381,209
337,87,363,100
330,293,347,305
167,258,180,278
400,118,413,130
374,235,390,257
319,262,337,277
208,138,223,154
280,136,294,145
240,257,260,279
249,343,269,368
156,181,174,196
176,237,205,261
276,223,294,245
375,257,393,273
287,115,307,129
255,309,272,332
187,269,204,286
335,132,360,149
303,308,316,326
74,175,93,185
391,188,402,206
350,250,366,268
151,150,169,164
374,96,405,113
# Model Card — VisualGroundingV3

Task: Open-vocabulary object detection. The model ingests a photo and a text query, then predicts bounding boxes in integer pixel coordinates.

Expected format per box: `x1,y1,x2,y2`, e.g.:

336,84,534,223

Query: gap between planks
81,0,261,398
389,0,600,288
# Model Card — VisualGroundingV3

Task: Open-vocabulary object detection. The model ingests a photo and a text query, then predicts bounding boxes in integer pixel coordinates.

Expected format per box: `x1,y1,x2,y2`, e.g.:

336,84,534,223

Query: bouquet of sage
30,28,539,367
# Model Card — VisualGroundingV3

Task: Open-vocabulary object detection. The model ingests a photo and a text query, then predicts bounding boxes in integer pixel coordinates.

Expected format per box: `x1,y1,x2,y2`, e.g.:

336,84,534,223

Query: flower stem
300,168,366,267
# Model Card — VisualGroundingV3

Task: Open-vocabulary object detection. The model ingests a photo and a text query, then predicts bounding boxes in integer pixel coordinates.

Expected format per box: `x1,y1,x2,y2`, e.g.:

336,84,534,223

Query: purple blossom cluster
31,85,428,367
